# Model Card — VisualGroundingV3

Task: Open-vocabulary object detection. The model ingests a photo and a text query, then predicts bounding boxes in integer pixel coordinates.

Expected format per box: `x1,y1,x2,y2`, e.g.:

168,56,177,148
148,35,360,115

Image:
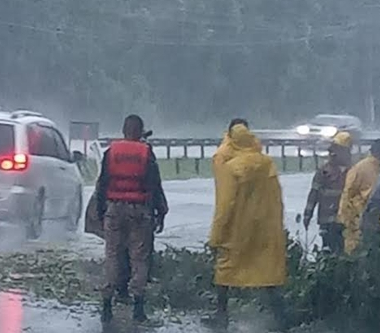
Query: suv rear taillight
0,154,28,171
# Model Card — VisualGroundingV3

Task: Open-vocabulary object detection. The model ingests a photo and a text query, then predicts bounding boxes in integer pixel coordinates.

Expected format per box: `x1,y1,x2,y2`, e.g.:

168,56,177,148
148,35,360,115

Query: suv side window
52,128,71,162
27,124,59,158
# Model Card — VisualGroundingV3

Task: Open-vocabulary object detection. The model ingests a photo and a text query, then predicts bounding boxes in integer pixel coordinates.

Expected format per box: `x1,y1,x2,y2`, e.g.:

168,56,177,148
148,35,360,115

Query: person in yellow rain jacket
204,121,286,329
338,139,380,254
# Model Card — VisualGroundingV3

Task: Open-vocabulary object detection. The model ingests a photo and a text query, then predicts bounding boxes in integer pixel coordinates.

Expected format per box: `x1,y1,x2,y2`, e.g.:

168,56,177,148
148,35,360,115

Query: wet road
70,172,319,258
0,173,320,333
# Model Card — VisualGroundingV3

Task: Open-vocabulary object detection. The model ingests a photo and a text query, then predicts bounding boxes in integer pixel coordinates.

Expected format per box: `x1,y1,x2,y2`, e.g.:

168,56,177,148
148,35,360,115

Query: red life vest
106,140,150,203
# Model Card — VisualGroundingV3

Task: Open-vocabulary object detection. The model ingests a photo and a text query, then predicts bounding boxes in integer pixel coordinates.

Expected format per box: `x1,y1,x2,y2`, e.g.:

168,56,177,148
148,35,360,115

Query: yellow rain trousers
338,155,380,254
209,125,286,288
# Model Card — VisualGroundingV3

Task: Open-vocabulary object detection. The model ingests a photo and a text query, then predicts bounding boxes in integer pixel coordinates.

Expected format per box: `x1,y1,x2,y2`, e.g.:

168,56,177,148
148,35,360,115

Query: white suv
0,110,83,239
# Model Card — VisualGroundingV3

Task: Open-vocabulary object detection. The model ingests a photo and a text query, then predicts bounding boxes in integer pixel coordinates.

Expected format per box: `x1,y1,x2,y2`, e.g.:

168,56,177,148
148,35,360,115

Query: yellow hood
213,125,262,165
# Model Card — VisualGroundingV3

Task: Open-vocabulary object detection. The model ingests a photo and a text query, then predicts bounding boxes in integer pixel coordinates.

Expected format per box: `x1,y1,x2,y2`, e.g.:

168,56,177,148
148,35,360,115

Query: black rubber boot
101,297,113,324
201,286,229,329
133,295,148,323
267,287,290,332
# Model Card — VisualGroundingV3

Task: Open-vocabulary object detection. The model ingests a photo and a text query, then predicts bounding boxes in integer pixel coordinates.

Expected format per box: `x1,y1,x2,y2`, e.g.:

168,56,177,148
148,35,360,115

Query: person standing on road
205,122,287,329
303,132,352,254
114,132,169,304
361,175,380,244
97,114,166,324
338,139,380,254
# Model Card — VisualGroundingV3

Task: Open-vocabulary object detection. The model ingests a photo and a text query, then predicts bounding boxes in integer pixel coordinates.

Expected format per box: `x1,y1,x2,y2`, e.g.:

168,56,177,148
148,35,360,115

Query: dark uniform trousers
102,201,153,299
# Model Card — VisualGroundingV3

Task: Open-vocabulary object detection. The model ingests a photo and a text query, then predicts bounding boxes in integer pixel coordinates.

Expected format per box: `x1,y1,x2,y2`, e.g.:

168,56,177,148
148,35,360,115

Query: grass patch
158,156,325,180
80,156,328,185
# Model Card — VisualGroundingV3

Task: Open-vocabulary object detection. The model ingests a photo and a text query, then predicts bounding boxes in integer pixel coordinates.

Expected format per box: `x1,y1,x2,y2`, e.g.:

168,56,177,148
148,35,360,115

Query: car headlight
296,125,310,135
321,126,338,138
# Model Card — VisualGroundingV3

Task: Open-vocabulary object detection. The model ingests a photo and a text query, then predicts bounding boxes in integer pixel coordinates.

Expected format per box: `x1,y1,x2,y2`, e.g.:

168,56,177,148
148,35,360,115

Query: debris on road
0,249,103,305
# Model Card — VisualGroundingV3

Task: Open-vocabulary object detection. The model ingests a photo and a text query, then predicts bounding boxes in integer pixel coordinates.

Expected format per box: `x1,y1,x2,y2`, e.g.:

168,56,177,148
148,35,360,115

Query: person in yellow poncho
204,121,286,329
338,139,380,254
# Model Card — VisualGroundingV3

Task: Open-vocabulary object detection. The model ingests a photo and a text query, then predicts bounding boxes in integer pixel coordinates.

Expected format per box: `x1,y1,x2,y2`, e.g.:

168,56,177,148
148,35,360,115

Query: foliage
281,233,380,332
0,249,99,305
3,233,380,332
148,245,216,310
151,233,380,332
1,0,380,134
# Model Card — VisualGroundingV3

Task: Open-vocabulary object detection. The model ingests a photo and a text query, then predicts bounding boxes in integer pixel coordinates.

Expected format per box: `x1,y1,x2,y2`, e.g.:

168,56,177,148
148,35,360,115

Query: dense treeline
0,0,380,135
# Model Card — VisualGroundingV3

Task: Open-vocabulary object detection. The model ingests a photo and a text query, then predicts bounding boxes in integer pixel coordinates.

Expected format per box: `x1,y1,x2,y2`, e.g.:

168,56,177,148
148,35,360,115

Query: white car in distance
296,114,362,141
0,110,84,239
295,114,362,156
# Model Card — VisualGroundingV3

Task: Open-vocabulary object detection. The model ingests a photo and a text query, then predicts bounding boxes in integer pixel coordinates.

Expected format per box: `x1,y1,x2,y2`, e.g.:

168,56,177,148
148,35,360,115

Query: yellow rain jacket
209,125,286,287
338,155,380,254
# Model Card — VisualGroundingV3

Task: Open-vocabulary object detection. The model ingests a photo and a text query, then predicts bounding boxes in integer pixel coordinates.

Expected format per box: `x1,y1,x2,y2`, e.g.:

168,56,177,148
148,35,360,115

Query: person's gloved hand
154,214,165,234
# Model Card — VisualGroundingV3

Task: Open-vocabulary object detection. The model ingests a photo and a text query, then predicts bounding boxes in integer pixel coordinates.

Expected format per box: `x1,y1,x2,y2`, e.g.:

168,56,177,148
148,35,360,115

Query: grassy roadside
80,156,327,185
80,153,367,185
158,156,325,180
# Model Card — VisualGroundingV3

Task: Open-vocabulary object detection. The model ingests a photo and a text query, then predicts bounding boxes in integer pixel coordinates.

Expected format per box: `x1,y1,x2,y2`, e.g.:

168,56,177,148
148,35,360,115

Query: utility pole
368,23,375,125
361,4,377,126
366,29,375,126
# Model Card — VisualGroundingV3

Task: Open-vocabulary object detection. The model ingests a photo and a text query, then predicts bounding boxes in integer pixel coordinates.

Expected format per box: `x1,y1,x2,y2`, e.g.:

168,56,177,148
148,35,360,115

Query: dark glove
154,214,165,234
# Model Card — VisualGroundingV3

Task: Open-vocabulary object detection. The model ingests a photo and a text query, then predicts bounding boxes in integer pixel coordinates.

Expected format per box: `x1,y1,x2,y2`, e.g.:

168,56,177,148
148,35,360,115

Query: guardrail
99,137,376,156
96,136,377,174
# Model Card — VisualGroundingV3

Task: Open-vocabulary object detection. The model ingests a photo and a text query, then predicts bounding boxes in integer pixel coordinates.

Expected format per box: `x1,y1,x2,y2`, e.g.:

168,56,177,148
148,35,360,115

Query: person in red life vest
114,130,168,304
97,115,167,325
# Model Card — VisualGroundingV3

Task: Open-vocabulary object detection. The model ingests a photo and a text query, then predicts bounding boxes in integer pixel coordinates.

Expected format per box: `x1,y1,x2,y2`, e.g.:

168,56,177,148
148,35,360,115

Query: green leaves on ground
2,233,380,332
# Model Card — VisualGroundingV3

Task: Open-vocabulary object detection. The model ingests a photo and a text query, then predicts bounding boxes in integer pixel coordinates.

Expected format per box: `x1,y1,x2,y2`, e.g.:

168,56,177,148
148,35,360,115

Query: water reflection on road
0,291,22,333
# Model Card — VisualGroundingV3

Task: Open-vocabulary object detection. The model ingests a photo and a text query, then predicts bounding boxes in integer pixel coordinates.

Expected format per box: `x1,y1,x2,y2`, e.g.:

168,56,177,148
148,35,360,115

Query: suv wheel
66,188,82,232
26,193,44,240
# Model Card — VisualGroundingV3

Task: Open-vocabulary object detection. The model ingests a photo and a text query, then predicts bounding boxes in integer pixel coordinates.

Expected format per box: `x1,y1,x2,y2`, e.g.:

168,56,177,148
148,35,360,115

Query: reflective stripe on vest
106,140,150,202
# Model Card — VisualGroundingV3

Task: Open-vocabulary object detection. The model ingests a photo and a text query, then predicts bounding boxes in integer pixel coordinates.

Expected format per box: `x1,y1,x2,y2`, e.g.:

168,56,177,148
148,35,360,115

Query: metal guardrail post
184,145,188,158
200,145,205,159
166,144,171,160
195,158,200,175
313,148,319,170
281,145,286,172
297,146,303,172
175,158,180,174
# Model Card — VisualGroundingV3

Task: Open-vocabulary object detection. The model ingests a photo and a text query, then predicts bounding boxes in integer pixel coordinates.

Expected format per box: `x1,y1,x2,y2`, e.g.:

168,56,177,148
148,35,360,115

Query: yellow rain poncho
338,155,380,254
209,125,286,287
